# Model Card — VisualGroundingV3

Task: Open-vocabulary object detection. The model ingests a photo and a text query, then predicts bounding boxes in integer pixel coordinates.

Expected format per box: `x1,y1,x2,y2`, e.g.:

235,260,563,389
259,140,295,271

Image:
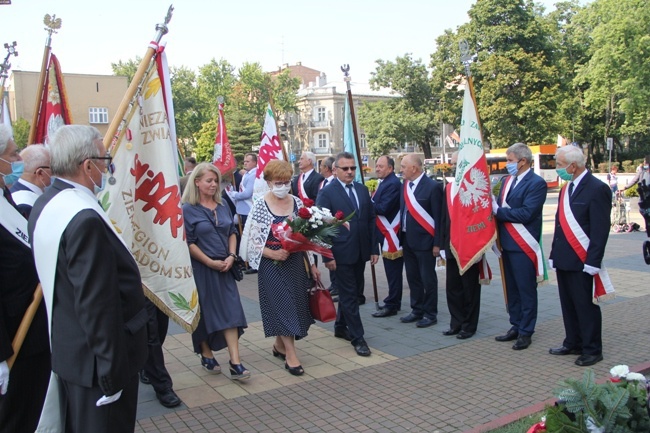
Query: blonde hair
181,162,222,205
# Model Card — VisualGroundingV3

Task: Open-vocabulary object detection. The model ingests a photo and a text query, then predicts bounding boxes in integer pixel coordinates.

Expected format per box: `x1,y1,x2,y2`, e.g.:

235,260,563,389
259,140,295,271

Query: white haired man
10,144,52,218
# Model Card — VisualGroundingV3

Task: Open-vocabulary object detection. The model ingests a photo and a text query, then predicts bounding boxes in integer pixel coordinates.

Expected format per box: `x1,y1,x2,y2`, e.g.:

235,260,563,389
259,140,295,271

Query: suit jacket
9,179,40,219
0,201,49,363
28,179,148,395
316,180,378,264
292,170,325,201
233,168,256,216
549,171,611,271
399,174,443,251
495,170,547,252
372,172,401,242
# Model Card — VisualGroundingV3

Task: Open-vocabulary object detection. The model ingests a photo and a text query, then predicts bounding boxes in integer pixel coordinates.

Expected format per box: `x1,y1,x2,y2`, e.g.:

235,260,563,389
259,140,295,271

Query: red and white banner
33,53,72,144
558,185,615,303
99,63,199,332
254,104,285,197
449,77,496,274
212,101,237,176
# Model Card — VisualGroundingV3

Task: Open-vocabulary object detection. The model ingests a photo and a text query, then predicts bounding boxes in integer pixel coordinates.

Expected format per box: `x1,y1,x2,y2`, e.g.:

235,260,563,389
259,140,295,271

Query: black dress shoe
244,268,258,275
331,295,339,303
334,328,352,341
155,388,181,408
416,317,437,328
400,313,423,323
372,308,398,318
329,287,339,296
358,297,366,305
644,240,650,265
139,370,151,385
442,328,460,336
549,346,582,356
353,340,371,357
456,331,475,340
512,335,532,350
575,354,603,367
495,329,519,342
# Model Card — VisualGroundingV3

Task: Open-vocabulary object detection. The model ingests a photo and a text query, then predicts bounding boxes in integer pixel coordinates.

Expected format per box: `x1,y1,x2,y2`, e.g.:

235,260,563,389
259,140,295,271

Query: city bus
486,144,558,188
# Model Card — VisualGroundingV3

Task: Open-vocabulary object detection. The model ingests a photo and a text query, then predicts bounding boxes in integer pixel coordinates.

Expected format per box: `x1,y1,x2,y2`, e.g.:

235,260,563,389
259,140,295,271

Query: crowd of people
1,126,619,432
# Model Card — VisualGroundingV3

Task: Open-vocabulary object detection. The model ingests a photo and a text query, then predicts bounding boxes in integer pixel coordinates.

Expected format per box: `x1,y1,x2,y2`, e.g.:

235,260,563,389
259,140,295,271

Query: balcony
309,120,331,128
313,147,331,155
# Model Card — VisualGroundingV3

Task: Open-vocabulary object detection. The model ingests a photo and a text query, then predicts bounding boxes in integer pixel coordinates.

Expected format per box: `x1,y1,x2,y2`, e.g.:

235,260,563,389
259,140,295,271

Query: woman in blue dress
241,160,319,376
182,163,249,380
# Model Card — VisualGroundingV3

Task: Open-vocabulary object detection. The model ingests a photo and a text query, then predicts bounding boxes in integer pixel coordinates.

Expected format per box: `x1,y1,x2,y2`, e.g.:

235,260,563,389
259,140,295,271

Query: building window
360,133,367,149
89,107,109,124
316,107,326,122
316,133,328,148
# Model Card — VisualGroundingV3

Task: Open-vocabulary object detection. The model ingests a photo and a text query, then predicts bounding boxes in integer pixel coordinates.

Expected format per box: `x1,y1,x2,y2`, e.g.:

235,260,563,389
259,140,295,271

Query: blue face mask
89,162,108,195
506,161,519,177
0,160,24,186
556,167,573,181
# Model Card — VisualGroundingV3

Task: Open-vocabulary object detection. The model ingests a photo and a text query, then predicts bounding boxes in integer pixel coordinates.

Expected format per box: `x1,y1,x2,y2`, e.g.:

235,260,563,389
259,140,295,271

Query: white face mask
271,184,291,199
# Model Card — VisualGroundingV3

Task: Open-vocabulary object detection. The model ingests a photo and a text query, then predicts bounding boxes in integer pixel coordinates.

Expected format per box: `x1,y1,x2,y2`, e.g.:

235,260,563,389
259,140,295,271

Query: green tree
196,58,237,119
12,118,30,149
110,57,142,83
360,54,437,158
169,66,201,155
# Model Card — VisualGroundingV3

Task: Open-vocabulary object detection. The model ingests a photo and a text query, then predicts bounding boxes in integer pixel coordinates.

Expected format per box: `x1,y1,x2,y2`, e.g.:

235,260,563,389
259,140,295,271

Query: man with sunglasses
10,144,52,218
28,125,147,433
316,152,379,357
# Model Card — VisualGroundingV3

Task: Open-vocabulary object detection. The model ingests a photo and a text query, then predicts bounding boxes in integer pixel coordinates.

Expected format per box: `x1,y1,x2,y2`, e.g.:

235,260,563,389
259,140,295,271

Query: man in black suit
549,145,611,367
292,151,324,202
399,154,443,328
29,125,148,433
316,152,378,357
371,155,404,317
9,144,51,218
0,125,50,433
492,143,547,351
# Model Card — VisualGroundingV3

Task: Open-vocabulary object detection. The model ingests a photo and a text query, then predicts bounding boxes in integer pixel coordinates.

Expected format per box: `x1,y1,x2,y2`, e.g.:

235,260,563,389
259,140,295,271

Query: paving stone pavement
135,192,650,432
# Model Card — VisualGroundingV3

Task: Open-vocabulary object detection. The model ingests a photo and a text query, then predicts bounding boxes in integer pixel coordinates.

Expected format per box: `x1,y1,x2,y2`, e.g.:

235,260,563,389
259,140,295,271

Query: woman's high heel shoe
285,362,304,376
229,361,251,380
200,356,221,374
272,345,286,360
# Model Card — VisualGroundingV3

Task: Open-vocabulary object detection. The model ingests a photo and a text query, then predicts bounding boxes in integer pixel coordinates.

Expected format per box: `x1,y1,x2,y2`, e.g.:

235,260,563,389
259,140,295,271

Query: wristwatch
228,253,237,259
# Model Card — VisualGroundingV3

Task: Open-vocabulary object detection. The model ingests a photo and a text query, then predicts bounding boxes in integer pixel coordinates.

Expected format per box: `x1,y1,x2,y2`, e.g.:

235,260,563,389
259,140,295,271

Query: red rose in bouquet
297,207,312,219
302,198,315,208
335,210,344,220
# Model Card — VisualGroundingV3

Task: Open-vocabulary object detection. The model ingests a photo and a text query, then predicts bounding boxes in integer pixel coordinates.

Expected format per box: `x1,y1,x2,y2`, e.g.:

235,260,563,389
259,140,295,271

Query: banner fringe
143,284,200,333
451,231,497,276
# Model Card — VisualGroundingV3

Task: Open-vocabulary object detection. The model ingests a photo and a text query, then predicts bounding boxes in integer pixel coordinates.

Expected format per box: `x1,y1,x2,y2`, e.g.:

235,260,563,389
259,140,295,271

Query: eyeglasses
34,165,51,174
80,155,115,175
272,181,291,187
337,166,357,171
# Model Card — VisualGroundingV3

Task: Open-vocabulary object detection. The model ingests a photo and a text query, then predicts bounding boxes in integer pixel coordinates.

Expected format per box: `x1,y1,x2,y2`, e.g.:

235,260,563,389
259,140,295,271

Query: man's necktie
323,179,328,187
409,181,415,190
346,184,358,211
507,176,518,200
569,181,574,196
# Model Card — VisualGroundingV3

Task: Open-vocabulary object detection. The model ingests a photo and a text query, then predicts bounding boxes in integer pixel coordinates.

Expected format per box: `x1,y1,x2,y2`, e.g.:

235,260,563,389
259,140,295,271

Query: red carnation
298,207,312,219
335,210,345,220
302,198,314,208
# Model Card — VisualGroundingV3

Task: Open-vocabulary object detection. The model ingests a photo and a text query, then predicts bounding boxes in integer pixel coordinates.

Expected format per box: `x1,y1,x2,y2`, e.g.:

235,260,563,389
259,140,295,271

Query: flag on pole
343,97,362,183
1,93,12,134
449,77,496,274
212,100,237,176
253,103,285,197
33,53,72,144
99,60,199,333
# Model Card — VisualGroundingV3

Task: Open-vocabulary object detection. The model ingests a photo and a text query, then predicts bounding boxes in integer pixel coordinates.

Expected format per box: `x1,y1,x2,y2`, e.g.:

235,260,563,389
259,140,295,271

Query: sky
1,0,571,85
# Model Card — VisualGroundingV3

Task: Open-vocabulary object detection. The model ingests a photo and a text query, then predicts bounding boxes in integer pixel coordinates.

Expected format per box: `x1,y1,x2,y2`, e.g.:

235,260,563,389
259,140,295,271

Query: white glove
491,195,499,214
491,243,502,259
583,264,600,276
440,250,446,260
96,389,122,406
548,259,555,271
0,360,9,395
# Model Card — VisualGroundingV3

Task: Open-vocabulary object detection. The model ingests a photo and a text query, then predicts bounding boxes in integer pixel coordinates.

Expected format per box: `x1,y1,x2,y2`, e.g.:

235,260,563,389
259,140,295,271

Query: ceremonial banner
343,97,362,183
212,101,237,175
99,65,199,332
33,53,72,144
449,77,496,274
253,104,284,197
1,94,11,133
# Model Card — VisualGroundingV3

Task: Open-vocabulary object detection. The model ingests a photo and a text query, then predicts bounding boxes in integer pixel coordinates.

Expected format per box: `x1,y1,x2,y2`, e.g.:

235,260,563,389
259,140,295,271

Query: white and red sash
499,176,546,283
558,184,615,303
376,213,402,259
404,181,435,236
0,194,30,248
297,173,308,201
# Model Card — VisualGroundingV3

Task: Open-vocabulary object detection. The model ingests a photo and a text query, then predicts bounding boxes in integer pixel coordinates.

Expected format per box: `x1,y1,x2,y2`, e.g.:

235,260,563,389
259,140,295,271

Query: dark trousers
557,270,603,355
381,255,403,310
60,373,139,433
445,256,481,333
403,239,438,319
0,350,50,433
142,298,173,393
334,261,366,344
502,250,538,336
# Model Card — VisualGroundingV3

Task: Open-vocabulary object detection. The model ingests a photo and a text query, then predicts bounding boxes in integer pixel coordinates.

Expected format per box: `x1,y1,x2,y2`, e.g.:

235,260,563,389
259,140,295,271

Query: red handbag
309,280,336,322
